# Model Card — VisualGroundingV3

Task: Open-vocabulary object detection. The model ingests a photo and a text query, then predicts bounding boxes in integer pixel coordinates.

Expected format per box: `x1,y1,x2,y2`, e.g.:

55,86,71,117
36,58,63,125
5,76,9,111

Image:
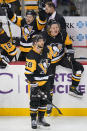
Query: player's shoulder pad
26,50,35,60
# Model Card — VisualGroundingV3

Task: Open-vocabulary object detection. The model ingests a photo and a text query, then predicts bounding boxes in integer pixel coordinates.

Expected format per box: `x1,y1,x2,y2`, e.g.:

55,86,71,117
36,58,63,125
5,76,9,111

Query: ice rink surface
0,116,87,131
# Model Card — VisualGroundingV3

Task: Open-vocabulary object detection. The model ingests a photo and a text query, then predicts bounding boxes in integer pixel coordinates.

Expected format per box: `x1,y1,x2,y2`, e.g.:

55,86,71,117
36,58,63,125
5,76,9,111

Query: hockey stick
0,51,10,66
75,57,87,60
3,0,17,61
38,90,63,115
46,99,63,115
2,58,10,67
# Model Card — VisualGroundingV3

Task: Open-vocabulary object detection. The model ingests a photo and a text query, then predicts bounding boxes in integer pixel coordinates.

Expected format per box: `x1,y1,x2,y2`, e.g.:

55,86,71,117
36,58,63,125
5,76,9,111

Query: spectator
45,1,66,31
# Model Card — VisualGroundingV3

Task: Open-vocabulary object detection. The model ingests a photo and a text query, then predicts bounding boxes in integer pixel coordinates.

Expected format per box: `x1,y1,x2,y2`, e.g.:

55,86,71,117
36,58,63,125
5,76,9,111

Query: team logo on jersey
38,59,50,74
47,43,63,59
22,25,35,41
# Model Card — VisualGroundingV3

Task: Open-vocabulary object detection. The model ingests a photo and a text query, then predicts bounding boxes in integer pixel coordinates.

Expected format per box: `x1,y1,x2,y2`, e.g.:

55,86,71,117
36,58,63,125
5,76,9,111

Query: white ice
0,116,87,131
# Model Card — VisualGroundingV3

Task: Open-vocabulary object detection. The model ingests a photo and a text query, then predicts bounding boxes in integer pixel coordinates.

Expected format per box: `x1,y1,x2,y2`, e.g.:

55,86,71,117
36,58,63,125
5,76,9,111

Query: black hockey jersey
25,48,51,87
0,29,17,56
42,31,73,64
7,8,46,52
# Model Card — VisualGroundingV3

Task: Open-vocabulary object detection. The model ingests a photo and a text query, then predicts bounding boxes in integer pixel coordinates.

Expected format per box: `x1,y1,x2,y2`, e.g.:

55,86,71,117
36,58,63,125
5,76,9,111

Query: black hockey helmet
26,10,36,17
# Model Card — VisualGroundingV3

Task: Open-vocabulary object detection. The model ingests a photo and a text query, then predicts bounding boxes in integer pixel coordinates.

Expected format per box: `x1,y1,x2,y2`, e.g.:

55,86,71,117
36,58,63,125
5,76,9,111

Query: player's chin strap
38,90,63,115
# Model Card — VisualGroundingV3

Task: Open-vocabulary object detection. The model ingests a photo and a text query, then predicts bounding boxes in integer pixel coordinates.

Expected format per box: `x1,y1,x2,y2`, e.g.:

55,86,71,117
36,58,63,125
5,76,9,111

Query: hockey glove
1,3,11,9
67,53,74,62
38,8,47,21
38,0,45,9
66,49,74,62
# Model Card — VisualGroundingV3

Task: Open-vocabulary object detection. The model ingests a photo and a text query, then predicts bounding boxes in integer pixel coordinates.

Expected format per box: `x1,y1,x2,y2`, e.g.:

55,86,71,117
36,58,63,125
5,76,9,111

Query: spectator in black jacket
45,1,66,31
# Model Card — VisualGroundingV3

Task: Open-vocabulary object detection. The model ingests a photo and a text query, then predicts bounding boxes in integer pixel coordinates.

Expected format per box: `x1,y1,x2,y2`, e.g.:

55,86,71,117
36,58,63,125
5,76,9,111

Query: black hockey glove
38,8,47,21
66,53,74,62
1,3,11,9
38,0,45,9
66,48,74,62
38,0,47,21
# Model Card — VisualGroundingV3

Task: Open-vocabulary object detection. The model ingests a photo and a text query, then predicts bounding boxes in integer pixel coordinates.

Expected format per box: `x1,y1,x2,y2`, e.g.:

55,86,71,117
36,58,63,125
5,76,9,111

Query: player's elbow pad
25,74,35,83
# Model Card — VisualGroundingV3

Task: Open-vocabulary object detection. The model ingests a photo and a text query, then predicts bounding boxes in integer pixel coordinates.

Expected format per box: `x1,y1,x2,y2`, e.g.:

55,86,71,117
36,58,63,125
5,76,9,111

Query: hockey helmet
26,10,36,17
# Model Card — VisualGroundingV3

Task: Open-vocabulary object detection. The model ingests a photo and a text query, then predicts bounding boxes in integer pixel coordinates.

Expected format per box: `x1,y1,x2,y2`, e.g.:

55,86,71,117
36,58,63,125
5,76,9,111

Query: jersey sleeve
61,31,73,49
63,32,74,54
0,29,17,56
7,7,22,27
64,34,72,46
36,15,47,30
25,53,37,82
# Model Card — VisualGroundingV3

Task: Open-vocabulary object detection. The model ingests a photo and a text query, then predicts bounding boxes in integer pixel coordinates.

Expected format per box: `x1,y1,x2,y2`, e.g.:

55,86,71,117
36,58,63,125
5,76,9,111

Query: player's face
26,15,34,24
36,39,44,49
45,5,52,14
49,24,60,37
34,39,44,52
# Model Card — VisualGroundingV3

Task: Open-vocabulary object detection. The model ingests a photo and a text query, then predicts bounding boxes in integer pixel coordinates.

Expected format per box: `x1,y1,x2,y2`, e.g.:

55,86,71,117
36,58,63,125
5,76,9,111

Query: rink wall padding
0,62,87,116
1,108,87,116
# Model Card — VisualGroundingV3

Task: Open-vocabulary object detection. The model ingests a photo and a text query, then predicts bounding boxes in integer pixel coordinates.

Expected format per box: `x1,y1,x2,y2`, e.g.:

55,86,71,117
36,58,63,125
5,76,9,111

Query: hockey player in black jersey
1,3,46,61
0,22,17,63
25,35,50,129
42,19,84,114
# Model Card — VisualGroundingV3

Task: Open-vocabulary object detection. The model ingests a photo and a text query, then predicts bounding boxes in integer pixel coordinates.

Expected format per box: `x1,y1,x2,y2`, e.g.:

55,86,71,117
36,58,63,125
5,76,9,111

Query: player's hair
46,19,60,34
32,34,45,44
45,1,55,9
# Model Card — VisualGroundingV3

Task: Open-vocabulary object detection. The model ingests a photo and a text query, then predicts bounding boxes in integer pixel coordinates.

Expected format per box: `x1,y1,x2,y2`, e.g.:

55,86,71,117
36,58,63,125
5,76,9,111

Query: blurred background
0,0,87,17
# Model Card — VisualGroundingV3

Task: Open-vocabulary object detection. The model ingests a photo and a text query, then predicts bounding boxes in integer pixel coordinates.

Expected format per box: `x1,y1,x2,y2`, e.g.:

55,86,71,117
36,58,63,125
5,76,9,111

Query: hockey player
25,35,50,129
1,3,46,61
42,19,84,115
39,1,67,115
0,22,17,62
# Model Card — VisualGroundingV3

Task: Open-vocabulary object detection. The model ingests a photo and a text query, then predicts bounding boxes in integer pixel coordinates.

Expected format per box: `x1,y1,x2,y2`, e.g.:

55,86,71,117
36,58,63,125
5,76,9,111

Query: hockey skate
0,60,7,69
69,86,83,98
38,117,50,126
47,104,53,116
31,119,37,129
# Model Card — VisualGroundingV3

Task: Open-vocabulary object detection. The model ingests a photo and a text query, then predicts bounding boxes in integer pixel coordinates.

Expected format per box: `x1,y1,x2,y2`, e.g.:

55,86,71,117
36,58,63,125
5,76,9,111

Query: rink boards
0,62,87,116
